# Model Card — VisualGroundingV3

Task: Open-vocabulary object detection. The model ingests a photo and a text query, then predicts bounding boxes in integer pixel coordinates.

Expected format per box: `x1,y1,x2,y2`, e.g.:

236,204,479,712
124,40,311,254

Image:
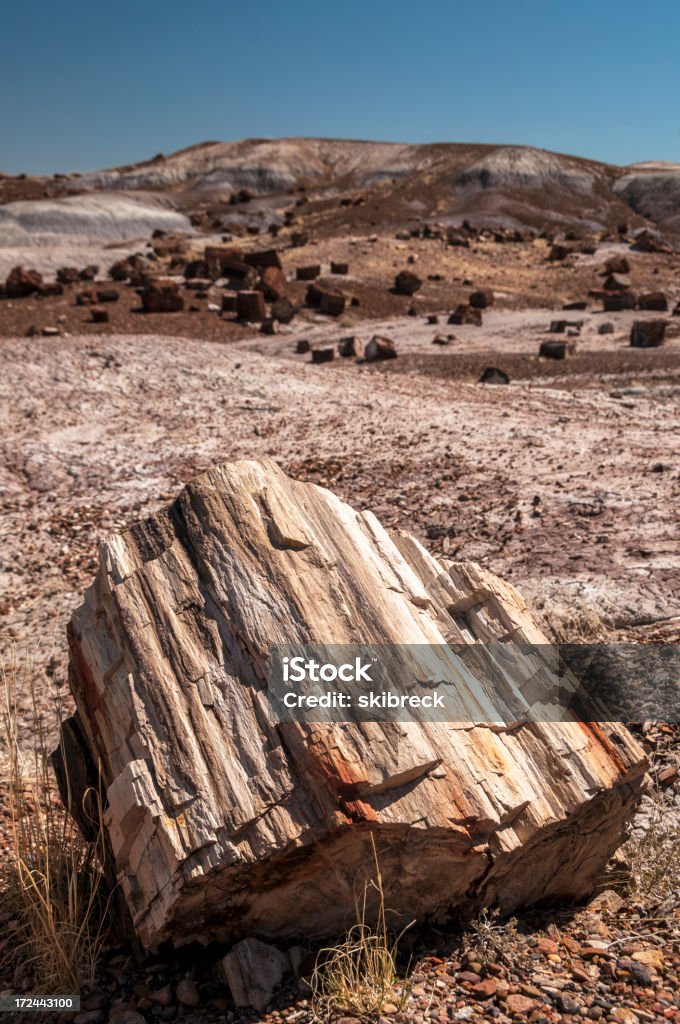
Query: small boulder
270,297,297,323
364,335,397,361
630,320,666,348
638,291,668,311
539,340,573,359
603,291,636,311
258,266,288,301
603,254,630,275
448,304,482,326
141,279,184,313
598,322,615,334
91,306,109,323
394,270,422,296
469,289,494,309
96,288,119,303
56,267,81,285
330,261,349,274
311,347,335,364
548,242,572,261
338,335,363,358
480,366,509,384
222,937,290,1012
5,265,44,298
296,265,320,281
76,289,98,306
236,290,266,322
295,339,311,354
243,248,282,269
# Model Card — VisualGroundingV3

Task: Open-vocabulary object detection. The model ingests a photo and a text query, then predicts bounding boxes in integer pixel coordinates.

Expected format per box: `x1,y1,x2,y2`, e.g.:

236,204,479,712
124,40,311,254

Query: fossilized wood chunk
59,460,647,950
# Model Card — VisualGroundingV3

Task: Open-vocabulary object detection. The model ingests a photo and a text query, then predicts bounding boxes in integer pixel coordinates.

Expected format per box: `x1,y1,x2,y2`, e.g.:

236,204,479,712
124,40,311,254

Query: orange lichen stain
577,722,634,778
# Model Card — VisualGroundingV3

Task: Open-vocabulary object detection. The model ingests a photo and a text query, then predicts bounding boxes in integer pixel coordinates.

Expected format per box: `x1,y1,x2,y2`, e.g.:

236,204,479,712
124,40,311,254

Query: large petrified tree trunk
58,460,646,950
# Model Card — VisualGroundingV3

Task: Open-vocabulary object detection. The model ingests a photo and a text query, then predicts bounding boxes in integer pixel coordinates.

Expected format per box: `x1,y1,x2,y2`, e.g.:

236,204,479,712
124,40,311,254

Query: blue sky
2,0,680,175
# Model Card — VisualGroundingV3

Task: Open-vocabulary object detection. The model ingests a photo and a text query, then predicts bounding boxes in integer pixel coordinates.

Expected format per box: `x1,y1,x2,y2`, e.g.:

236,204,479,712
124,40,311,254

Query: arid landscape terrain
0,138,679,1023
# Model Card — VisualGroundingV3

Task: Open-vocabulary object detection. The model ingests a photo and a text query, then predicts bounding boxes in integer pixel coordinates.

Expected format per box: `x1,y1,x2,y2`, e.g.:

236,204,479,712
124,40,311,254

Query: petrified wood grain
58,460,647,949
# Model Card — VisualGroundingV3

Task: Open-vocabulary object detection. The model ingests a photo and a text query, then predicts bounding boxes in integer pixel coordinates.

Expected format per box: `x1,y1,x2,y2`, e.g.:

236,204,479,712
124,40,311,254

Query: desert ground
0,139,679,1023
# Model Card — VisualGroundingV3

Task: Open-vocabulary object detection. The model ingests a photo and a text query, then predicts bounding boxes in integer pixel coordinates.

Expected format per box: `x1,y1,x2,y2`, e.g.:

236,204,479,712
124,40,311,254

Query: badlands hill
2,138,680,254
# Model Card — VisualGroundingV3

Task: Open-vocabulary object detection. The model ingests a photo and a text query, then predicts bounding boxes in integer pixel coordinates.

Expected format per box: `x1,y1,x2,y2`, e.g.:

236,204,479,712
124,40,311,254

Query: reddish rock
96,289,119,303
79,264,99,281
448,304,482,326
236,290,266,322
638,291,668,311
76,289,98,306
5,265,44,298
90,306,109,324
330,261,349,275
243,249,282,269
296,265,320,281
506,993,538,1014
603,291,636,311
295,339,311,353
141,279,184,313
319,290,346,316
56,267,81,285
290,231,308,247
471,978,498,1000
394,270,422,295
603,255,630,275
258,266,288,301
260,318,280,335
221,293,237,313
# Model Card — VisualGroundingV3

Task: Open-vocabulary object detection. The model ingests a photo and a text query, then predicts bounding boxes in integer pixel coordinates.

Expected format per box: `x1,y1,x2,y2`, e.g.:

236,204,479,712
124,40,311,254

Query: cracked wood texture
60,459,647,949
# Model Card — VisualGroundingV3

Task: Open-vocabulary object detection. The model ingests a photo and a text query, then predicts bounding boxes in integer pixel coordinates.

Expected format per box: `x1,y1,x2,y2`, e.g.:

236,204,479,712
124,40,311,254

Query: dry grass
0,642,109,994
311,836,412,1019
623,787,680,906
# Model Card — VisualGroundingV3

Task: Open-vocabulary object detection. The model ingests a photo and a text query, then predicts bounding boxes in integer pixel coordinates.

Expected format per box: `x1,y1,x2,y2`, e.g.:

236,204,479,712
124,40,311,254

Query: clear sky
2,0,680,176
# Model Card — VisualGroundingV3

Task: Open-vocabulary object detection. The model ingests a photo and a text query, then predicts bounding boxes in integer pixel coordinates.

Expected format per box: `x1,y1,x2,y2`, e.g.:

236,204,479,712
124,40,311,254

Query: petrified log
58,461,646,951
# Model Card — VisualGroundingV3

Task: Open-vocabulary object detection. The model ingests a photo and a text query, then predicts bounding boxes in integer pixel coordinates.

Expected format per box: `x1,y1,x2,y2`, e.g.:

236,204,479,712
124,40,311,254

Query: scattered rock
258,266,288,301
638,291,668,311
296,265,320,281
338,335,363,358
330,261,349,274
96,288,119,303
243,248,282,269
295,339,311,353
448,304,482,326
469,289,494,308
603,291,636,311
603,255,630,275
141,279,184,313
56,266,81,285
260,317,280,335
5,265,44,298
598,322,615,334
236,290,266,322
175,977,200,1007
480,366,509,384
394,270,422,295
364,335,397,361
91,306,109,324
311,346,335,364
539,340,573,359
630,319,666,348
